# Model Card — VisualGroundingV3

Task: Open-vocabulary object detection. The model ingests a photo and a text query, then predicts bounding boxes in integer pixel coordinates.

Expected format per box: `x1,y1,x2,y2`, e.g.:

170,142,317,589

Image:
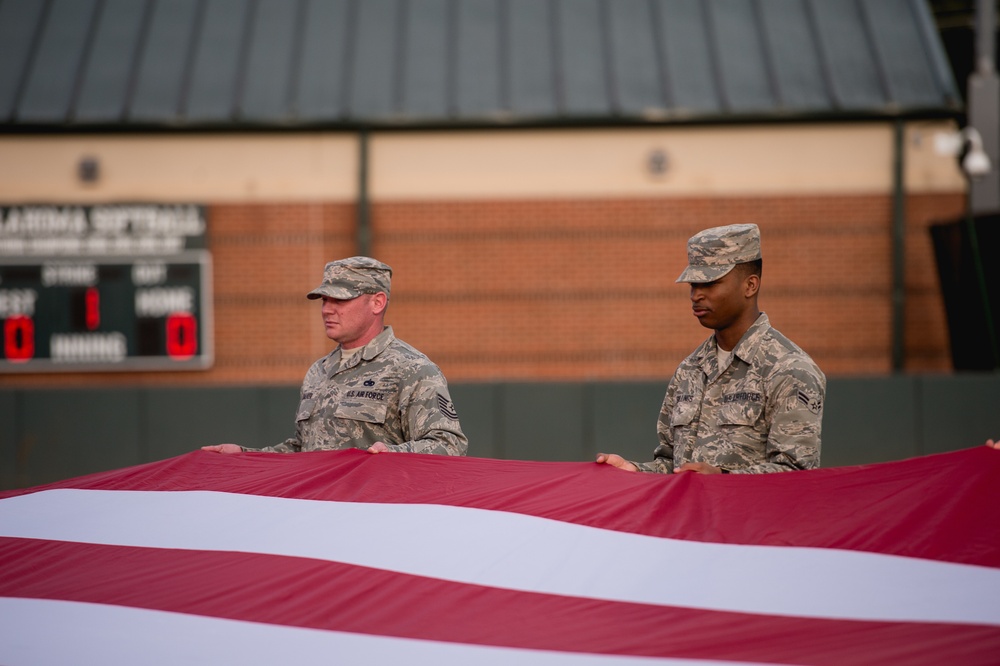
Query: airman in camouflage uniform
597,224,824,474
205,257,467,456
261,324,467,455
636,312,823,474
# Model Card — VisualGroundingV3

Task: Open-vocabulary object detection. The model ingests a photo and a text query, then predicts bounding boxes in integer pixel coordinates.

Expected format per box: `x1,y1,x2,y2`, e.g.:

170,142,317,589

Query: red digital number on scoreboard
165,313,198,360
85,286,100,330
3,315,35,362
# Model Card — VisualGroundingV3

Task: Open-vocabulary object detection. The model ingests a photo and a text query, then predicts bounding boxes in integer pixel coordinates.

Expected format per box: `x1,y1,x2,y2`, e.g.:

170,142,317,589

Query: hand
675,462,722,474
595,453,638,472
201,444,243,454
367,442,390,454
987,439,999,450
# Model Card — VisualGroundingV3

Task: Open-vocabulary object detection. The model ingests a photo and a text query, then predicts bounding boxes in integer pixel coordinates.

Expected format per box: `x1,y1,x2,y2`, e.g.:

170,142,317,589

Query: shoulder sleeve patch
437,394,459,420
796,389,823,415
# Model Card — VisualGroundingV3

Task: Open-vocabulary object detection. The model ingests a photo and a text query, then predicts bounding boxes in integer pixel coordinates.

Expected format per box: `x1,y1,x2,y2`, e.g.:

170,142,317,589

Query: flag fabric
1,445,999,665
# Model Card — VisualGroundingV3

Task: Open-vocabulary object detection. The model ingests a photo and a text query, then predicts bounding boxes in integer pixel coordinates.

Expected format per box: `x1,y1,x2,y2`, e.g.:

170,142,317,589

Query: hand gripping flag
1,446,999,665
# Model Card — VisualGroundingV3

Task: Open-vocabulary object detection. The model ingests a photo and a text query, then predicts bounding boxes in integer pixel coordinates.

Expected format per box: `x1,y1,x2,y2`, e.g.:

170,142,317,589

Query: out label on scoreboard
0,253,213,372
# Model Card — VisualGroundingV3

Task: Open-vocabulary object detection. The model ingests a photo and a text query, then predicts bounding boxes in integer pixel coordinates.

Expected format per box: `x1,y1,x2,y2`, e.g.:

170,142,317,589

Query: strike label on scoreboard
0,254,213,372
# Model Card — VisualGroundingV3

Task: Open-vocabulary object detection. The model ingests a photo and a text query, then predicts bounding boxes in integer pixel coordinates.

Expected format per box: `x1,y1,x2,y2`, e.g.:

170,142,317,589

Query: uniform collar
730,312,770,364
360,326,395,361
696,313,770,376
327,326,395,375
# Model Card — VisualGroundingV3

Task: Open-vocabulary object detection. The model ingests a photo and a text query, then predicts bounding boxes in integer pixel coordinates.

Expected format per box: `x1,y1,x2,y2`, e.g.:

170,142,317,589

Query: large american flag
2,445,998,665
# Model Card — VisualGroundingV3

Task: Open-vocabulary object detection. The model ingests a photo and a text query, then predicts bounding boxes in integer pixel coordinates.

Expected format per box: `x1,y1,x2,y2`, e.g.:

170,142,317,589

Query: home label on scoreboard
1,205,213,373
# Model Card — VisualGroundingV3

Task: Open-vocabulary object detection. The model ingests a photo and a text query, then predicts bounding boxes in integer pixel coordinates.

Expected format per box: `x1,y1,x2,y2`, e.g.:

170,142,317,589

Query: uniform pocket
295,398,317,422
335,377,397,425
670,399,699,428
718,394,764,426
334,401,389,425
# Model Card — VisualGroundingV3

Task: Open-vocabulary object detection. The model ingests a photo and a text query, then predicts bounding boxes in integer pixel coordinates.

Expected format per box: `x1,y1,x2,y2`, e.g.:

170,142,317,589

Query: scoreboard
0,254,212,372
0,205,213,373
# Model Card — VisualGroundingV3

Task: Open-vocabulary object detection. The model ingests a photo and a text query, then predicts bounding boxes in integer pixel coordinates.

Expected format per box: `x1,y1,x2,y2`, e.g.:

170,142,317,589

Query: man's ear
744,274,760,299
371,291,388,315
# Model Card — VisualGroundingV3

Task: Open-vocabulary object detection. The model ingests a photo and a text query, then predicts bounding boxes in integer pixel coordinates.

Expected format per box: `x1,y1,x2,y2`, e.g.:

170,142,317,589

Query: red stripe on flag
2,536,999,666
4,447,998,568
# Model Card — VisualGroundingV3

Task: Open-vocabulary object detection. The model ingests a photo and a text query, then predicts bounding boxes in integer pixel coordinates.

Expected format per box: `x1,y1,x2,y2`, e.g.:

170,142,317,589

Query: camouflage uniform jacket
259,326,468,456
635,313,824,474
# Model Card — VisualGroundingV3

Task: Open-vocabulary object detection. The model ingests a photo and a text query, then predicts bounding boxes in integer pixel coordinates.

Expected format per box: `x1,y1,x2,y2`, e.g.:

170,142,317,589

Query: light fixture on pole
935,126,993,178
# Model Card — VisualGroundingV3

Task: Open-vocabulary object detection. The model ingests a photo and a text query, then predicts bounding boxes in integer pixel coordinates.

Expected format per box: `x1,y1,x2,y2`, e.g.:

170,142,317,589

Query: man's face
320,293,379,348
688,268,748,332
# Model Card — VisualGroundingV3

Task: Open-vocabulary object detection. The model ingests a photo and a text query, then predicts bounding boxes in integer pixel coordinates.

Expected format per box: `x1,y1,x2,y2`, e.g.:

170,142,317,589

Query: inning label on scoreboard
0,205,213,373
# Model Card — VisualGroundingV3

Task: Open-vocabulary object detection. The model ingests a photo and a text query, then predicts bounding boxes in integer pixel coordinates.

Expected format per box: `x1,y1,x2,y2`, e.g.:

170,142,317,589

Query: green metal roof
0,0,963,131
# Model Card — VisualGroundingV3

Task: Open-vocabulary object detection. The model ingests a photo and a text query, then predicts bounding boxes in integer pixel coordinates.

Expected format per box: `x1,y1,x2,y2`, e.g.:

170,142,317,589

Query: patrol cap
675,223,761,283
306,256,392,300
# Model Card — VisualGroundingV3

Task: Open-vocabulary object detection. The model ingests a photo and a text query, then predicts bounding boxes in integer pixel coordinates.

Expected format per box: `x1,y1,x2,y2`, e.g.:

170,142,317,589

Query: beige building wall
0,122,966,204
0,134,357,203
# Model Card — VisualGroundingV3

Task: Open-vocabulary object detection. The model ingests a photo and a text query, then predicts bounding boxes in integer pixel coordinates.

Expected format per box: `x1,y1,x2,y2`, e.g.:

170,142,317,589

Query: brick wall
376,193,965,380
206,203,356,383
5,192,965,388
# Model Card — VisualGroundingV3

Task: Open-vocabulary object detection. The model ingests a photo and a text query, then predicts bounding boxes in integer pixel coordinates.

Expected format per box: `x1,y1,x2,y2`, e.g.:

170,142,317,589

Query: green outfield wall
2,375,998,490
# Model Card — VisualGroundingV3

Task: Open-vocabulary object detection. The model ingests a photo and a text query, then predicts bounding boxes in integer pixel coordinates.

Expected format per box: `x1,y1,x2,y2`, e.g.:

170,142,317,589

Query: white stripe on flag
0,598,750,666
1,488,997,626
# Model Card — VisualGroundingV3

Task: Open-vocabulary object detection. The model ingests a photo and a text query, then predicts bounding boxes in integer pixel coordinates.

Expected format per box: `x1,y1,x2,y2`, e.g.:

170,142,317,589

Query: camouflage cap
675,223,761,283
306,256,392,300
